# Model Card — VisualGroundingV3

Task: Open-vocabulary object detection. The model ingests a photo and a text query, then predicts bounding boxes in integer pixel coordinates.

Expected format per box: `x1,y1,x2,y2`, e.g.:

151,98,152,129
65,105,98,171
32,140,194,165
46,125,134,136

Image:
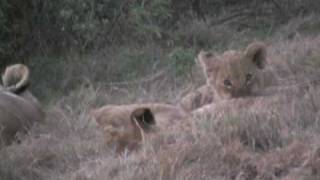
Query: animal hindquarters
0,92,44,145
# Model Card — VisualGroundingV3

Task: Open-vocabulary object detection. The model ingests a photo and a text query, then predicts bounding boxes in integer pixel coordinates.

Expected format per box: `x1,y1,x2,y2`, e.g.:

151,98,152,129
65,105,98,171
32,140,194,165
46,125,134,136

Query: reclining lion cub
179,42,267,112
0,64,44,145
90,103,190,153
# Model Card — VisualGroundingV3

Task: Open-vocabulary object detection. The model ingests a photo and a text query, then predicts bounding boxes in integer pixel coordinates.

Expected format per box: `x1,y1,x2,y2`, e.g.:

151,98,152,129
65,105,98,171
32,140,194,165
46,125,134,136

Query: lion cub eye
224,79,232,87
246,73,253,84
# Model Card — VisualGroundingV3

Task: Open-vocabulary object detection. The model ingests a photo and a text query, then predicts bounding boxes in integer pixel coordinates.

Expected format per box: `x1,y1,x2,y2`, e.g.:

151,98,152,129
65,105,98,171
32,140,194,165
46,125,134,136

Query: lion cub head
198,42,267,99
90,105,156,153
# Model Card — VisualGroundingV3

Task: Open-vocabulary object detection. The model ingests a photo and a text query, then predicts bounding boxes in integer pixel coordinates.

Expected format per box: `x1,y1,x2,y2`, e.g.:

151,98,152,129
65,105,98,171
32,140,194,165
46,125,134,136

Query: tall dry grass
1,17,320,180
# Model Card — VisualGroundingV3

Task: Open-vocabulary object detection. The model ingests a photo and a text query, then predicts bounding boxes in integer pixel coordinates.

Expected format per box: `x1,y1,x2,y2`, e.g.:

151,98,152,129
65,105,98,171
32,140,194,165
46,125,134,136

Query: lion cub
90,103,190,154
180,42,267,111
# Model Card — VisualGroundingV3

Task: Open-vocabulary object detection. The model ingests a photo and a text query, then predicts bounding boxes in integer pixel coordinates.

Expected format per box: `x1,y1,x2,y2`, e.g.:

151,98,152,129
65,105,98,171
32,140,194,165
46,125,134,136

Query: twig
106,0,132,43
269,0,289,19
210,10,251,26
102,68,169,86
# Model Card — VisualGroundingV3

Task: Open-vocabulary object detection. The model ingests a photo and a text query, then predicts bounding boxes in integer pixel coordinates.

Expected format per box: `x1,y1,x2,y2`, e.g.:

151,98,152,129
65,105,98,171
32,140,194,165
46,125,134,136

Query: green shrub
115,48,153,80
168,47,195,77
1,0,320,63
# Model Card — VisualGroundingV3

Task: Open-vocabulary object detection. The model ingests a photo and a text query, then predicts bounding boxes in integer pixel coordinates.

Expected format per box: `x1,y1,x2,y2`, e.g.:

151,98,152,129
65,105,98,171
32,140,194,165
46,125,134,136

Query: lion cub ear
131,108,155,132
245,42,267,69
197,50,219,78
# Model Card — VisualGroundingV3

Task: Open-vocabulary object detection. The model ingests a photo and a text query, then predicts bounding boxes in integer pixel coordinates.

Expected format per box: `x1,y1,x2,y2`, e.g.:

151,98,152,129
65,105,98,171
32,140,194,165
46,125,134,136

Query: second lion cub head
198,42,267,99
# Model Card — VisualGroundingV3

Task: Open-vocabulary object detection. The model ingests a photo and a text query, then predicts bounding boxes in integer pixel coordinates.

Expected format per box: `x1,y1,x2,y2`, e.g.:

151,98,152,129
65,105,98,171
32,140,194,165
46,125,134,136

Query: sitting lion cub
179,42,267,111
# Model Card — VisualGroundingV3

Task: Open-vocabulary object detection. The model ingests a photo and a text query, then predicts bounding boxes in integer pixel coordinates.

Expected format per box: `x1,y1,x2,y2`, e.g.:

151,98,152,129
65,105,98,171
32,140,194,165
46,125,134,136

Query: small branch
106,0,131,43
269,0,289,19
102,68,169,86
210,10,251,26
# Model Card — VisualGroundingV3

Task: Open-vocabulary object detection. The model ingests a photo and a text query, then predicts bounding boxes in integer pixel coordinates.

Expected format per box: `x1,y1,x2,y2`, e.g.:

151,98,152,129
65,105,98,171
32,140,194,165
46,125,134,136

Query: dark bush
1,0,319,68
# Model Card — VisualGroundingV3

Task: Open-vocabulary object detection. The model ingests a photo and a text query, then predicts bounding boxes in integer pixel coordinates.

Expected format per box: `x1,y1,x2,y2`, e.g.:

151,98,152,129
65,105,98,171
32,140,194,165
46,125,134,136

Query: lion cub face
198,42,267,99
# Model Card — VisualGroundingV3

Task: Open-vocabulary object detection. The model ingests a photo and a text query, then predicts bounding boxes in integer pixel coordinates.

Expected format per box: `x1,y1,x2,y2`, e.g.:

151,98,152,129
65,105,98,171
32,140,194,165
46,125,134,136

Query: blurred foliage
169,47,195,77
0,0,319,100
0,0,320,86
1,0,320,66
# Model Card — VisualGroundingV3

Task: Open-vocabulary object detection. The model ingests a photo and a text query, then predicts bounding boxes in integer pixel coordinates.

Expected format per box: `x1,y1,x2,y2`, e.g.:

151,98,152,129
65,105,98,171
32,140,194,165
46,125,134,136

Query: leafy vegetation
1,2,320,179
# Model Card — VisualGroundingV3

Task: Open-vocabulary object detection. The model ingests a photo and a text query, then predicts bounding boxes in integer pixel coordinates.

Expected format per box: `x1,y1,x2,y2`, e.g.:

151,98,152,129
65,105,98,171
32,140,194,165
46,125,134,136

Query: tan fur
192,85,303,122
0,64,44,146
90,103,190,153
179,85,214,112
180,42,267,111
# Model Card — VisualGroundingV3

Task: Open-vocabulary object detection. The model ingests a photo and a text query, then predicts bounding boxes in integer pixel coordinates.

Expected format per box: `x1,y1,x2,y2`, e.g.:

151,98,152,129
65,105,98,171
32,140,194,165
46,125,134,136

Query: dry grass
1,18,320,180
